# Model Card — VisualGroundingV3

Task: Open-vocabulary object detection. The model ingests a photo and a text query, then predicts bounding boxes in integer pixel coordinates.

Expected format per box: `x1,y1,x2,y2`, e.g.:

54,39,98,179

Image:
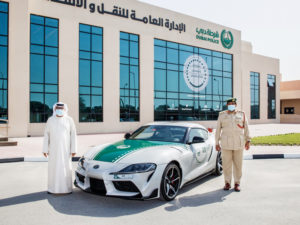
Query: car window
130,125,187,143
188,128,208,143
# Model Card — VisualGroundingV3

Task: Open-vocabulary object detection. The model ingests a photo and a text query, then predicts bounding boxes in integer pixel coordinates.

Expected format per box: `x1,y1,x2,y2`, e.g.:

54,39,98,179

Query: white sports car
74,122,222,201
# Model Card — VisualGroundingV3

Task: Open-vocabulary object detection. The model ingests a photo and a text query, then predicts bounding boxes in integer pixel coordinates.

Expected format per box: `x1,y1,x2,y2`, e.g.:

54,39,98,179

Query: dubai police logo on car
221,30,234,49
183,55,209,92
116,145,131,149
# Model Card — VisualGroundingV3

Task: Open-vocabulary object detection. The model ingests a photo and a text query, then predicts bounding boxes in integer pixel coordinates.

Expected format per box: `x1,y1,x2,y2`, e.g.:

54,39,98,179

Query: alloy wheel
163,164,181,200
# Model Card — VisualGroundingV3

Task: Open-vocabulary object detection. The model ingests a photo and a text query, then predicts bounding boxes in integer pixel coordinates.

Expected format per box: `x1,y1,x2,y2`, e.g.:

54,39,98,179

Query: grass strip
251,133,300,146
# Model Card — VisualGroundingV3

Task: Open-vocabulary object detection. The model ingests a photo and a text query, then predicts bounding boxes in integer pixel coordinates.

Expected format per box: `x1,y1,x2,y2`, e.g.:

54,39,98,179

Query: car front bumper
74,160,166,200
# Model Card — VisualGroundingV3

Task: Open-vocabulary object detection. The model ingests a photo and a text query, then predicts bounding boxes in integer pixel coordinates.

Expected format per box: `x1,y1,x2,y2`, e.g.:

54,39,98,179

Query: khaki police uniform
215,110,251,185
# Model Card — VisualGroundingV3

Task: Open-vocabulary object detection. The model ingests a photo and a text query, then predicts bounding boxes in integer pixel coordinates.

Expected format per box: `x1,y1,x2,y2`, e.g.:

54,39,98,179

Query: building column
139,34,154,124
58,19,79,124
8,0,29,137
102,27,120,129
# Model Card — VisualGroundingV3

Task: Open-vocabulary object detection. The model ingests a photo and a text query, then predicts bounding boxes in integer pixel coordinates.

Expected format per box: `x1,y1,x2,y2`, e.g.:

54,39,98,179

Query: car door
187,128,211,177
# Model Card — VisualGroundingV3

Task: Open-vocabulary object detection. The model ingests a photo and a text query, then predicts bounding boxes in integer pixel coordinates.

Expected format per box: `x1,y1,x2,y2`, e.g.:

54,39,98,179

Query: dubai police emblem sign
221,30,234,49
183,55,209,92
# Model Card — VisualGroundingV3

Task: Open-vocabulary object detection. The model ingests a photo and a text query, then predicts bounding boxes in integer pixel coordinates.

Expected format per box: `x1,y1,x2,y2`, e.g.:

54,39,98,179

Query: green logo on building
221,30,234,49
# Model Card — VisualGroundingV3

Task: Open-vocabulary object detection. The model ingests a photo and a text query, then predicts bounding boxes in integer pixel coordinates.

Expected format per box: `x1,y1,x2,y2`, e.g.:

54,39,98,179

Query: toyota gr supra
74,122,222,201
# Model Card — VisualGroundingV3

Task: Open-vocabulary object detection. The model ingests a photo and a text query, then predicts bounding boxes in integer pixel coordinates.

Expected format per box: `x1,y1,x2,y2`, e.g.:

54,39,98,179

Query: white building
0,0,281,137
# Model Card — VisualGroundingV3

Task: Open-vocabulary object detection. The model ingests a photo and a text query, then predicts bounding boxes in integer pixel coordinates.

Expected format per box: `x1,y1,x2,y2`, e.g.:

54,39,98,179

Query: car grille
76,172,85,183
90,178,107,195
113,181,140,193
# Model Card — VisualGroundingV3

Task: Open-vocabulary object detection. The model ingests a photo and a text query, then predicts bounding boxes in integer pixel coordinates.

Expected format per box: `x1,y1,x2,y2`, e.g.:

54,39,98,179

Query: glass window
120,32,140,122
45,26,58,47
154,46,166,62
154,39,233,121
130,125,187,143
250,72,260,119
30,54,44,83
79,24,103,122
188,128,208,143
30,15,58,123
0,1,8,120
267,74,276,119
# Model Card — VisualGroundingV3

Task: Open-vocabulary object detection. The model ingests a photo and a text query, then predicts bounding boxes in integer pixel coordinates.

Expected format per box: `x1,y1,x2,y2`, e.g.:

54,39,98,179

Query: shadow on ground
165,174,232,211
0,175,230,217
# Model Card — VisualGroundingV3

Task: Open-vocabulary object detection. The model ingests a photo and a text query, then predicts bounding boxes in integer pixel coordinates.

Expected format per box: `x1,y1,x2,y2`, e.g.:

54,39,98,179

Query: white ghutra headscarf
52,102,69,116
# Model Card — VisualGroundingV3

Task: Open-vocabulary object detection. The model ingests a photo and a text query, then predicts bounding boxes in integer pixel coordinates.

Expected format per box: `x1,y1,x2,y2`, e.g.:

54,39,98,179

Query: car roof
145,122,207,130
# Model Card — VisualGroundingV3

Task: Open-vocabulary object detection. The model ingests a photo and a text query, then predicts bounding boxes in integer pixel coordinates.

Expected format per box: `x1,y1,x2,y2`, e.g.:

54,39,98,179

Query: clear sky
139,0,299,81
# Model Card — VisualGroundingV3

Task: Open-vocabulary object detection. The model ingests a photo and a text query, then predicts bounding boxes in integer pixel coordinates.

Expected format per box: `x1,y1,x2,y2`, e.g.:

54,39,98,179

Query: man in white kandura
43,102,77,194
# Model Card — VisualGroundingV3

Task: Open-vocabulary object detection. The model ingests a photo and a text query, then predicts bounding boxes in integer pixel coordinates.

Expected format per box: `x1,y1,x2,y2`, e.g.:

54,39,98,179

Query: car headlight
114,163,156,174
78,156,85,170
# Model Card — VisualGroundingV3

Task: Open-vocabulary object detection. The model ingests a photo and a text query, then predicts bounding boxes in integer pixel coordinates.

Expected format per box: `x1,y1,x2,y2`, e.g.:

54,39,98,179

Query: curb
0,155,300,163
0,157,80,163
243,154,300,160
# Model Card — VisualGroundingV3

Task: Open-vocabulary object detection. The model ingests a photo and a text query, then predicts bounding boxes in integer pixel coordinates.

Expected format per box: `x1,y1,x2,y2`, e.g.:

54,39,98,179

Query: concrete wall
3,0,280,137
241,41,281,124
281,99,300,115
281,114,300,123
281,90,300,100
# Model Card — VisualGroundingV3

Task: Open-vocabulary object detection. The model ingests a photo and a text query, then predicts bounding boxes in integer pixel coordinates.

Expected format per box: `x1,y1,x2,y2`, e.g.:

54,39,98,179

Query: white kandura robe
43,115,77,194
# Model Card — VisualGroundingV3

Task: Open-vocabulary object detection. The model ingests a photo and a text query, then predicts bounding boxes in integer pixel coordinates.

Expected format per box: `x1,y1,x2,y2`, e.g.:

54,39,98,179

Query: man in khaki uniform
215,98,251,192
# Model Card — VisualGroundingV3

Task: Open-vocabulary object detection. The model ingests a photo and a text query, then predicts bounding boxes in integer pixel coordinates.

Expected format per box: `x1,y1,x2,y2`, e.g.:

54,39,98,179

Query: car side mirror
124,133,131,139
192,136,205,144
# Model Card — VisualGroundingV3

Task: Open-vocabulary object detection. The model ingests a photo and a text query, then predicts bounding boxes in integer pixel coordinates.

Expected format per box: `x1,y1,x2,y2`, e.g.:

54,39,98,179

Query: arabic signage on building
196,27,234,49
49,0,186,33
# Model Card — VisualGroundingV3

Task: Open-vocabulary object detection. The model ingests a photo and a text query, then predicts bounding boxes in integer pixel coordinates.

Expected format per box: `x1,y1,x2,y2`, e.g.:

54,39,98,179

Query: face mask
55,109,64,117
228,105,236,111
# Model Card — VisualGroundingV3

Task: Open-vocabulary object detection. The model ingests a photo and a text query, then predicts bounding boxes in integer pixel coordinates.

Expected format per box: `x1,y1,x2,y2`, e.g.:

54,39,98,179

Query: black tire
160,163,181,201
214,151,223,176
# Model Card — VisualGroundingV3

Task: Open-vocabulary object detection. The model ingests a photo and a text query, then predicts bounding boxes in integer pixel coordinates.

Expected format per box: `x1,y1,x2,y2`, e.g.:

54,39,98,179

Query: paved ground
0,159,300,225
248,123,300,137
1,124,300,160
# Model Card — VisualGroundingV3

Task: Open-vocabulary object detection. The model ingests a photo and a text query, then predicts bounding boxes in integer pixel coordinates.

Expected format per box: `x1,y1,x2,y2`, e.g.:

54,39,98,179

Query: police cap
226,98,237,104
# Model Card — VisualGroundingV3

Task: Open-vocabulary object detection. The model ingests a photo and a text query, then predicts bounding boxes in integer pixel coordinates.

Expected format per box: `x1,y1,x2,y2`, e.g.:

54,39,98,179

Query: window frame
78,23,103,123
29,14,59,123
250,72,260,119
267,74,276,119
0,0,8,121
119,31,140,122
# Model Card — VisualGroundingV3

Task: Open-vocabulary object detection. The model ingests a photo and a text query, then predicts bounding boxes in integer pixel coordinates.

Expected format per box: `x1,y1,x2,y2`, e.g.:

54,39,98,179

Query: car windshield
129,125,188,143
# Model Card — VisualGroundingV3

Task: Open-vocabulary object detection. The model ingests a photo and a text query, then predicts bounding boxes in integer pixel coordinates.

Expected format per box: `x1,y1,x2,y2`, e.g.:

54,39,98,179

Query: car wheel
160,163,181,201
214,151,223,176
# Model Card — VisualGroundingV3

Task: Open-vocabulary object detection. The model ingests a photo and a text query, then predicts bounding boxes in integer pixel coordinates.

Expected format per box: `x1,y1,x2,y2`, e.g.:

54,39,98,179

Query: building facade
280,80,300,123
0,0,281,137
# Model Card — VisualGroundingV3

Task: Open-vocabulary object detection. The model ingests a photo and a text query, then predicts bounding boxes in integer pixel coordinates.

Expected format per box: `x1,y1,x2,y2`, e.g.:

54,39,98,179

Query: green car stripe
93,140,183,162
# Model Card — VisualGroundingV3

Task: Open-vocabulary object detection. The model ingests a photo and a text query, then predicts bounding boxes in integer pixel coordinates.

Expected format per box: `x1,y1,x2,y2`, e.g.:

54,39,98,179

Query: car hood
91,139,187,163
